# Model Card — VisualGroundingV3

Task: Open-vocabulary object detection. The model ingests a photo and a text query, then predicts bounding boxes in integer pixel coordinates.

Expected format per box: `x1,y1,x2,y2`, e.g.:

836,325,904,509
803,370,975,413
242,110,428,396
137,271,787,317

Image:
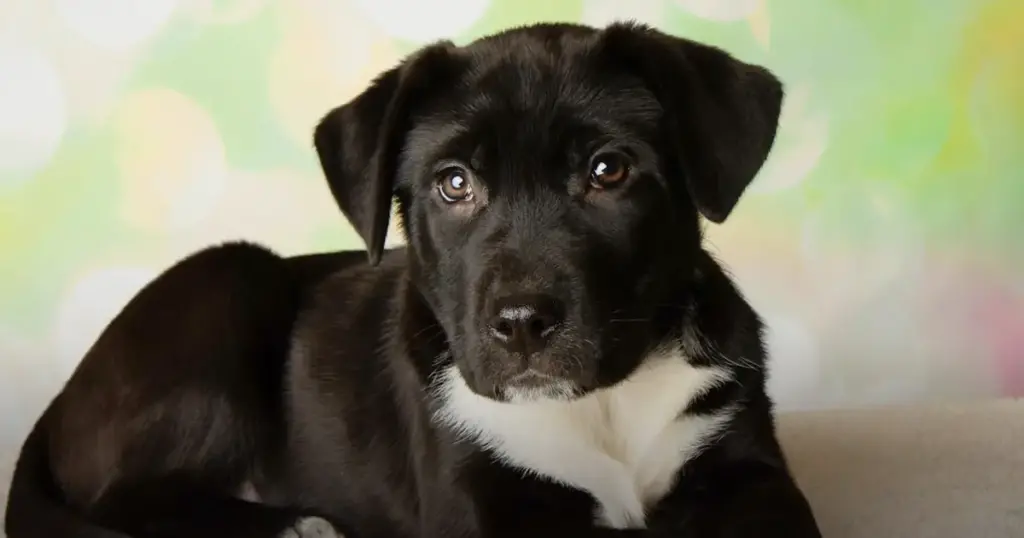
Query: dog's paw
278,516,341,538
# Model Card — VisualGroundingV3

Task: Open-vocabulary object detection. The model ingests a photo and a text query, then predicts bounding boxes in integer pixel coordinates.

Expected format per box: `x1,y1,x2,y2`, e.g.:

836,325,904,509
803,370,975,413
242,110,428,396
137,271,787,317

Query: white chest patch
433,351,734,529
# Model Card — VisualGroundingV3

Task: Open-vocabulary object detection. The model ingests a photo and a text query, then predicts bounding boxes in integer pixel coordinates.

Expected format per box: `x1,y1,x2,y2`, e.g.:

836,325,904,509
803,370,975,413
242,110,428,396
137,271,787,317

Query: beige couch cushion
779,398,1024,538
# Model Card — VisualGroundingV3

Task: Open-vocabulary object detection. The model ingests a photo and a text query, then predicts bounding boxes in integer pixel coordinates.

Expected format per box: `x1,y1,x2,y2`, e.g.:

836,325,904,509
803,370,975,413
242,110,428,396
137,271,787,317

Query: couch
781,398,1023,537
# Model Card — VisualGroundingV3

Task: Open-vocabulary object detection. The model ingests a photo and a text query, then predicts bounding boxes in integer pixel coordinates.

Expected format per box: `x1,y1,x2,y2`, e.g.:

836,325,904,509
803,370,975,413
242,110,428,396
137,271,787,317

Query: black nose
487,294,565,354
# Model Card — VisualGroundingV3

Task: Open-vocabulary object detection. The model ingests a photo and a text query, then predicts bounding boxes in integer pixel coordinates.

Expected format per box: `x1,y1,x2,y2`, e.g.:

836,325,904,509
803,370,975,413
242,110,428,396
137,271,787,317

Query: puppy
4,21,822,538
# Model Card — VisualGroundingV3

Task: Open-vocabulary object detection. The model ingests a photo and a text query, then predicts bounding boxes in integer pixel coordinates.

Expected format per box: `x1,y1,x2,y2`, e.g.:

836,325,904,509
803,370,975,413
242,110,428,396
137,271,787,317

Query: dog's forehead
460,22,600,74
404,30,663,167
457,29,659,118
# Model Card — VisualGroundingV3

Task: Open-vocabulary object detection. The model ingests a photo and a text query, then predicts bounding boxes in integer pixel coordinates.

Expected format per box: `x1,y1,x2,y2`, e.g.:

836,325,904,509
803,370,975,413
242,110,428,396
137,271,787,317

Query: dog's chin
498,372,581,404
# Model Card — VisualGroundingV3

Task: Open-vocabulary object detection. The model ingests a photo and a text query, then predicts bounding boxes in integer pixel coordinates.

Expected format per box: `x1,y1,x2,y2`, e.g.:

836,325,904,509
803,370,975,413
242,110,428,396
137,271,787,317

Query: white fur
433,348,734,529
498,305,536,321
503,375,578,403
236,480,261,502
278,516,341,538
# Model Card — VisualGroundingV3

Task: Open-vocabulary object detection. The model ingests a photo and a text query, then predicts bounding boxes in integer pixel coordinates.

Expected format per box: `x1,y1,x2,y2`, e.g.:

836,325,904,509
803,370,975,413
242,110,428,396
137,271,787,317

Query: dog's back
4,243,362,537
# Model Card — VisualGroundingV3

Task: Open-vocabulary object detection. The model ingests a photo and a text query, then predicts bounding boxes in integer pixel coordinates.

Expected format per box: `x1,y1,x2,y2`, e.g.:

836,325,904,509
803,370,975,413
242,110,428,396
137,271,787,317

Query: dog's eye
436,167,474,203
589,153,631,189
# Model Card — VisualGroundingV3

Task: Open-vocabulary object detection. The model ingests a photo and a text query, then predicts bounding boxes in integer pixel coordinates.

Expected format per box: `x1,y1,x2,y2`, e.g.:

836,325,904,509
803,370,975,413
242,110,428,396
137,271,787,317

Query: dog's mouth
499,370,580,403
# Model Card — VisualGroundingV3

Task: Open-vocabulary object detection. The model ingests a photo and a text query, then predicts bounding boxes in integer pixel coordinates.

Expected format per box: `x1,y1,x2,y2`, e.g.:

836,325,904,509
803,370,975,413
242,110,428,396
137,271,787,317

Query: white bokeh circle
55,0,180,51
183,0,270,25
675,0,762,21
749,84,829,194
0,325,58,454
52,266,158,374
762,312,823,411
114,88,228,232
0,45,67,187
0,325,38,396
350,0,491,43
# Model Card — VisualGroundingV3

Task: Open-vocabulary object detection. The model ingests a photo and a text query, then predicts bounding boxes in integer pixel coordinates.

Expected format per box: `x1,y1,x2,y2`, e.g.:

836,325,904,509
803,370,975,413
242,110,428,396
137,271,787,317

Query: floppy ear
313,42,457,265
598,22,784,223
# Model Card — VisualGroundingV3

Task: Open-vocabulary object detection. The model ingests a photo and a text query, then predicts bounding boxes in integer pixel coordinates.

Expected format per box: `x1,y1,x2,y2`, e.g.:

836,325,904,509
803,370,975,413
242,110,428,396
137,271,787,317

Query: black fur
5,22,820,538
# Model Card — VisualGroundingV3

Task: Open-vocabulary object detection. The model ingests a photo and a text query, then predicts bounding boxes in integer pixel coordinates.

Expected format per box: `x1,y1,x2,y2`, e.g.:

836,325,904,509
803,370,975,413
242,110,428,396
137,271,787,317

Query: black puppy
5,21,822,538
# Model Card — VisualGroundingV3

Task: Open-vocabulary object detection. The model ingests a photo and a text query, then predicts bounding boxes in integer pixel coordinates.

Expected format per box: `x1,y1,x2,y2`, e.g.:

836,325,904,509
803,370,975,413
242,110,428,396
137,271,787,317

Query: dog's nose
487,294,564,354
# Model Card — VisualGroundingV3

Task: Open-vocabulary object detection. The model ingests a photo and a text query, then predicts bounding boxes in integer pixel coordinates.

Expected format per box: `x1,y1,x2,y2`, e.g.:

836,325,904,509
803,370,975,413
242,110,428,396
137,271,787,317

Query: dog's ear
598,22,784,223
314,42,457,265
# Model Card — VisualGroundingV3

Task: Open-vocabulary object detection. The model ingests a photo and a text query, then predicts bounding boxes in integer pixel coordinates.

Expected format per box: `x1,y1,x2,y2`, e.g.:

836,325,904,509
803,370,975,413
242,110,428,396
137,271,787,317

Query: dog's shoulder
285,246,415,401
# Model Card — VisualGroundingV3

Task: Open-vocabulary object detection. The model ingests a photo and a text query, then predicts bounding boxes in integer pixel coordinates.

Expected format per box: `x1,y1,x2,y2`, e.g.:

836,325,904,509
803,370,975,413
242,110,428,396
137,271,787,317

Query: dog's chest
437,356,732,529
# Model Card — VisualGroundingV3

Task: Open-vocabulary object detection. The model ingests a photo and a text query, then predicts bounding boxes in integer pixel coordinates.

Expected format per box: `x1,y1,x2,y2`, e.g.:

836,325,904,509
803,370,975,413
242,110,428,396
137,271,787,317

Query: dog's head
314,22,782,403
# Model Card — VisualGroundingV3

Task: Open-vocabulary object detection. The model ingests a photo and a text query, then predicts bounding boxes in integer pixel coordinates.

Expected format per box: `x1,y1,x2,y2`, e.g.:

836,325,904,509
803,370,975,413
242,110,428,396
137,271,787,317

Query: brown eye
436,167,474,203
589,153,631,189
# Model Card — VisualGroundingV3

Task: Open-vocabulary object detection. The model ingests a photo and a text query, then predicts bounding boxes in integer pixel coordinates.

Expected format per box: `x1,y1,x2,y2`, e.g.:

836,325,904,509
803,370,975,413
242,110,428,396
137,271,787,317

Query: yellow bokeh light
267,3,402,149
113,88,227,232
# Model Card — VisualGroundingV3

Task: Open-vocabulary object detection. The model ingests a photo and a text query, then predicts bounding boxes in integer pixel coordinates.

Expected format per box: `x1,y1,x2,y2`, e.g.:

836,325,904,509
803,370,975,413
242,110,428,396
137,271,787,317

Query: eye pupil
437,167,473,203
590,153,630,188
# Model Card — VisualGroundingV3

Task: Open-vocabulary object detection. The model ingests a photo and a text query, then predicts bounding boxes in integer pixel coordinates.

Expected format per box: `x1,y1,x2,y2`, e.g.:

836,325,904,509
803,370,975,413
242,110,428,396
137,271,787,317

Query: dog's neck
392,276,452,384
431,343,734,529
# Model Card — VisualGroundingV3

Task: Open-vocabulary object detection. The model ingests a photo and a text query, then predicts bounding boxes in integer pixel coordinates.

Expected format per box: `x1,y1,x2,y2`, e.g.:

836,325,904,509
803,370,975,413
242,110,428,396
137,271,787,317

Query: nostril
528,315,557,339
528,318,545,337
488,294,565,349
492,319,516,341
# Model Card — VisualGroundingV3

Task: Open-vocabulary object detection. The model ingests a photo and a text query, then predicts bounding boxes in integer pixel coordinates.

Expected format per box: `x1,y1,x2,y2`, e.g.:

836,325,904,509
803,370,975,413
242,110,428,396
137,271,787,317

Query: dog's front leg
647,461,821,538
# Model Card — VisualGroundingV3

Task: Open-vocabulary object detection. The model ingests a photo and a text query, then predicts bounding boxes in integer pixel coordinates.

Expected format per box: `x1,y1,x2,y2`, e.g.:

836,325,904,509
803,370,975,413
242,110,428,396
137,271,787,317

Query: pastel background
0,0,1022,463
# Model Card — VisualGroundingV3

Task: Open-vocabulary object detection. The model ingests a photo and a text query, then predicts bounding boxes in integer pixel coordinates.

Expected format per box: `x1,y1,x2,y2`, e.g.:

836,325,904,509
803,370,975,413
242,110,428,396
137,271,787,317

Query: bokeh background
0,0,1022,461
